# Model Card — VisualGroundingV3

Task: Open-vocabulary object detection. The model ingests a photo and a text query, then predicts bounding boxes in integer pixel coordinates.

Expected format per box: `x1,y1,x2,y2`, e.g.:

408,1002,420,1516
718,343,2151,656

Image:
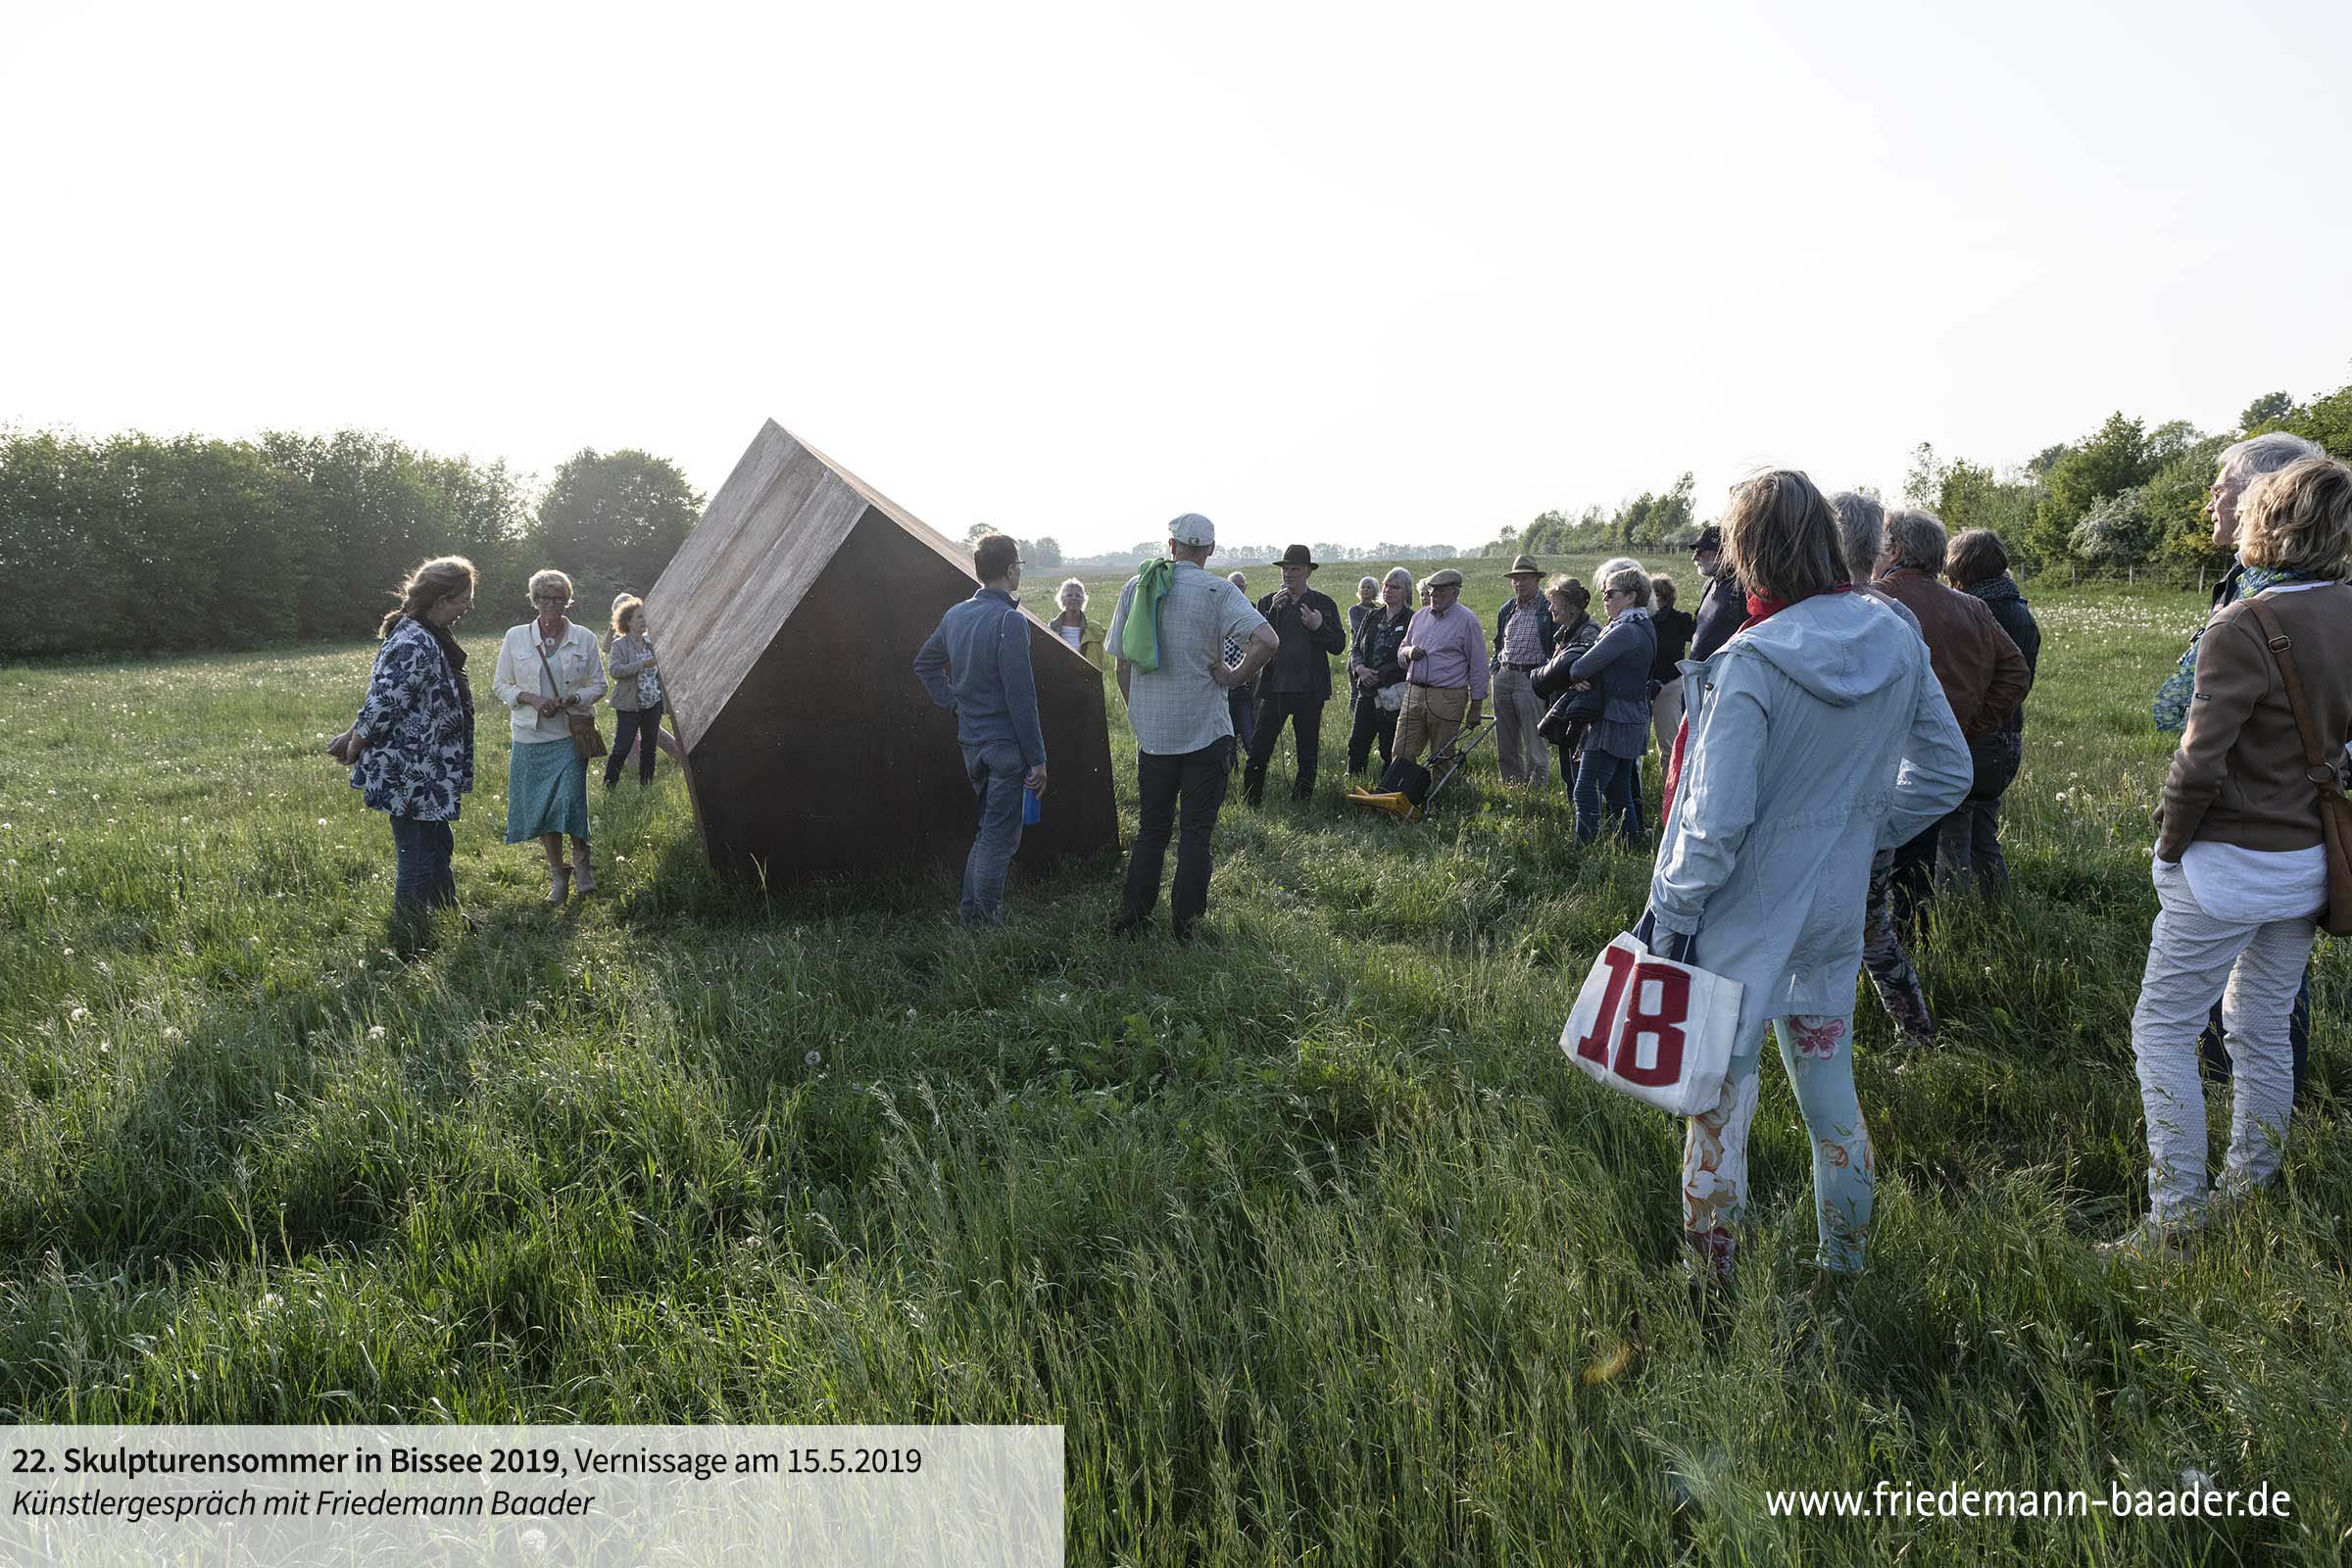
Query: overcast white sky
5,0,2348,555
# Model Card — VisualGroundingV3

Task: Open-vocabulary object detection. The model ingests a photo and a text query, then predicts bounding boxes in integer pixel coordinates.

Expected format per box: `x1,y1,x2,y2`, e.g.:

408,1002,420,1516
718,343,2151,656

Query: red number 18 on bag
1560,934,1742,1116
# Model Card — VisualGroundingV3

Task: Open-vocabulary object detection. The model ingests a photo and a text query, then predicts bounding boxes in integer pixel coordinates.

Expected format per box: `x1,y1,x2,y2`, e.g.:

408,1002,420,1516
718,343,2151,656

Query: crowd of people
327,568,680,924
335,431,2352,1283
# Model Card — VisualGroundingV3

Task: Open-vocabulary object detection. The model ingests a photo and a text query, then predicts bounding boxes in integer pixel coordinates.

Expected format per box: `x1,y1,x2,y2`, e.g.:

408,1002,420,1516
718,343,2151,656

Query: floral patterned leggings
1683,1010,1875,1277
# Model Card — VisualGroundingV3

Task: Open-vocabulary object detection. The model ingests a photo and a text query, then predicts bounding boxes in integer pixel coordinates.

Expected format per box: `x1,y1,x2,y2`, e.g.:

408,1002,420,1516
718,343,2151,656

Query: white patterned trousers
2130,860,2316,1221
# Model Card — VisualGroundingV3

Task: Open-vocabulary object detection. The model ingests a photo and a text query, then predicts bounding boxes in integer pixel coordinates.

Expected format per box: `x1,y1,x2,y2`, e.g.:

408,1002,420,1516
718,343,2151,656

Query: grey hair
1057,576,1087,609
1594,556,1644,587
2221,430,2326,486
1355,574,1380,600
1603,565,1652,609
1227,570,1248,588
527,568,574,605
1827,491,1886,583
1382,565,1415,594
1884,508,1948,573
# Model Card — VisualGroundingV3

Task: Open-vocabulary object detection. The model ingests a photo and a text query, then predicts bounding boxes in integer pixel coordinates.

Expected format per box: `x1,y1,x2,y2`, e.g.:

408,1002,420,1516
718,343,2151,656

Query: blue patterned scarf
2153,562,2318,732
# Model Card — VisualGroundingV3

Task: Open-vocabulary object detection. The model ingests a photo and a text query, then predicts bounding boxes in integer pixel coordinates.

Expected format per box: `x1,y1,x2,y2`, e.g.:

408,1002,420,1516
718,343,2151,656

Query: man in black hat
1244,544,1347,805
1687,524,1747,664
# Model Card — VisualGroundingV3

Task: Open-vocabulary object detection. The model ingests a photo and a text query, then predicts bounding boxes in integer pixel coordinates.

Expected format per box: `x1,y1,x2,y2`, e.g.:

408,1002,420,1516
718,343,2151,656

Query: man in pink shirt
1395,567,1488,765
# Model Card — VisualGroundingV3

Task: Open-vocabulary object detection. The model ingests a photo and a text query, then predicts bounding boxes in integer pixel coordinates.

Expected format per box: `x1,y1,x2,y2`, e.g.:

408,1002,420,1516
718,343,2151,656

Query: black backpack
1376,757,1434,806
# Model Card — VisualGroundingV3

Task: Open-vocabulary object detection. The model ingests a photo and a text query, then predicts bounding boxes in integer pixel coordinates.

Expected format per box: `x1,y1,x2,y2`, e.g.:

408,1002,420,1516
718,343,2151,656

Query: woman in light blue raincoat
1639,470,1970,1281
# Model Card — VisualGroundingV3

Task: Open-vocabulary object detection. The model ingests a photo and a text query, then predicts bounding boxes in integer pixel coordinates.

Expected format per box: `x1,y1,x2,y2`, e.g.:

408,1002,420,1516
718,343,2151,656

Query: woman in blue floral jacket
329,557,478,920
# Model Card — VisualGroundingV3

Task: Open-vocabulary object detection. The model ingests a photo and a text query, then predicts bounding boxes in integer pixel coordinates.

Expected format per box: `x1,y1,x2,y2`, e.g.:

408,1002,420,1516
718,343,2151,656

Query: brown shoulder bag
537,639,608,762
2244,596,2352,937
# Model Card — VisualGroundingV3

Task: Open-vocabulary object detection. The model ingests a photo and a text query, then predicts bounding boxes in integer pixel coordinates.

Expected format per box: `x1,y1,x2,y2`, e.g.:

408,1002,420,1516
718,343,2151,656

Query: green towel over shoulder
1120,558,1174,672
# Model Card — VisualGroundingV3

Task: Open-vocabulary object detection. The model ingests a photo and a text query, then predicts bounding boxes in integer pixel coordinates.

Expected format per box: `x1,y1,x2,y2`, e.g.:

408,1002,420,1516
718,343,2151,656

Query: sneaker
2099,1211,2200,1261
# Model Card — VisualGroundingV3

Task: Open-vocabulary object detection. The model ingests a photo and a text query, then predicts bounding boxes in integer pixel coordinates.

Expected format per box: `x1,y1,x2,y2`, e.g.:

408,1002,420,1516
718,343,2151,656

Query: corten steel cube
645,420,1118,879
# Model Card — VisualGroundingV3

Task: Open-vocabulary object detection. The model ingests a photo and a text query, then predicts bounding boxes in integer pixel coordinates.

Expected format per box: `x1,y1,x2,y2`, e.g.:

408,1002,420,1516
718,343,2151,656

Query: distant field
5,564,2349,1565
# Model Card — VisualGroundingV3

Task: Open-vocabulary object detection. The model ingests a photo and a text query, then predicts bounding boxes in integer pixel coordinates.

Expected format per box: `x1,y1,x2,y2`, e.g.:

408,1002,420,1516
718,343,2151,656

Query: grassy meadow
4,557,2350,1565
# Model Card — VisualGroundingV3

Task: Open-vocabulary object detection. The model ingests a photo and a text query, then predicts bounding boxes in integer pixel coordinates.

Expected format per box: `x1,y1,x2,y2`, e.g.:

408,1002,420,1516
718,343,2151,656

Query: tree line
0,429,702,659
1907,380,2351,575
11,376,2346,661
1489,374,2352,575
1495,472,1697,559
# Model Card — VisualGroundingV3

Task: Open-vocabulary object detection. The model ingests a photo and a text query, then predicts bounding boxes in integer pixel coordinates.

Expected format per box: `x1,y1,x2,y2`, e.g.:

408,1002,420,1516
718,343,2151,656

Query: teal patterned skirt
505,737,591,843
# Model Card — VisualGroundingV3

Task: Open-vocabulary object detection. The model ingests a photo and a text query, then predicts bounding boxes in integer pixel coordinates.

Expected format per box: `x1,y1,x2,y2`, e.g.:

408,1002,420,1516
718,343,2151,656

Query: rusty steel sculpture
644,419,1118,879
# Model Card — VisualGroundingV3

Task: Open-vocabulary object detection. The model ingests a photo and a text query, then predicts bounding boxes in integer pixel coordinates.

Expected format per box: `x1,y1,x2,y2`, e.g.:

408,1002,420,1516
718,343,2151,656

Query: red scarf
1662,582,1856,823
1743,580,1853,625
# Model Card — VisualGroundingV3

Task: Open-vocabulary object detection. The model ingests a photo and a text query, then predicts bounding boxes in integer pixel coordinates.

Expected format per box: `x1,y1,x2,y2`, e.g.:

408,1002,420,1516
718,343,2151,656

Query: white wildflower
368,1024,386,1041
162,1026,182,1042
69,1006,87,1022
805,1051,822,1066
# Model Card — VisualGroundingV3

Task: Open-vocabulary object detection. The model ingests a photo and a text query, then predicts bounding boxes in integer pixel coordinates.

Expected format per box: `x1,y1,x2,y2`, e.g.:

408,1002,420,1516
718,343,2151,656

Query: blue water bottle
1022,786,1043,826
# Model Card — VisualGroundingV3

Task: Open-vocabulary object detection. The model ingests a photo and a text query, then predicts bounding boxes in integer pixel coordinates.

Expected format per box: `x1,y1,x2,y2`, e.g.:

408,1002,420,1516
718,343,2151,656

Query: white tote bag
1559,933,1743,1117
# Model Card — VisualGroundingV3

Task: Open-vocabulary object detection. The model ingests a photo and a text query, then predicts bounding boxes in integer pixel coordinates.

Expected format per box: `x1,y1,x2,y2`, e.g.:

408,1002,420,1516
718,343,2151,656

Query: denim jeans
605,702,663,788
389,814,456,906
960,742,1029,926
1573,750,1640,845
1120,738,1233,937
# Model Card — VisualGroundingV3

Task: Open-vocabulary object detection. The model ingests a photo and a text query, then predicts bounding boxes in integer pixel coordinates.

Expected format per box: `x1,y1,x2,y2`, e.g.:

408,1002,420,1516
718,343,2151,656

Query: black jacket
1492,596,1558,668
1352,604,1412,691
1530,612,1601,699
1962,574,2041,736
1647,607,1696,682
1254,588,1348,703
1689,571,1746,663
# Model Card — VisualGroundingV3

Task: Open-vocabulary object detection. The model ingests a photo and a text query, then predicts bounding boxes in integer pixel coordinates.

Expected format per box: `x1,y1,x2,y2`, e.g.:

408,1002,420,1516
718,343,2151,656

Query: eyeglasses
533,593,569,604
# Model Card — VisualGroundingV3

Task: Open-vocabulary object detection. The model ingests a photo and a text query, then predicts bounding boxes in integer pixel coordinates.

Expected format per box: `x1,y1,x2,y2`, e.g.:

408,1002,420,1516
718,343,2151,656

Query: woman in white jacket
492,569,608,902
1640,470,1971,1283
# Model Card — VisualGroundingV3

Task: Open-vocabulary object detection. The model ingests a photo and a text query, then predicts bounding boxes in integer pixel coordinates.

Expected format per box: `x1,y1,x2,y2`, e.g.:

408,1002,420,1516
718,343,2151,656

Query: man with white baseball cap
1106,514,1276,941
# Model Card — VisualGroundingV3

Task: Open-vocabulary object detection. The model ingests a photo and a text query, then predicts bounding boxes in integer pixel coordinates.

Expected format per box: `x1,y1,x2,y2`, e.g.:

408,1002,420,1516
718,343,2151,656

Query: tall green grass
2,568,2347,1564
